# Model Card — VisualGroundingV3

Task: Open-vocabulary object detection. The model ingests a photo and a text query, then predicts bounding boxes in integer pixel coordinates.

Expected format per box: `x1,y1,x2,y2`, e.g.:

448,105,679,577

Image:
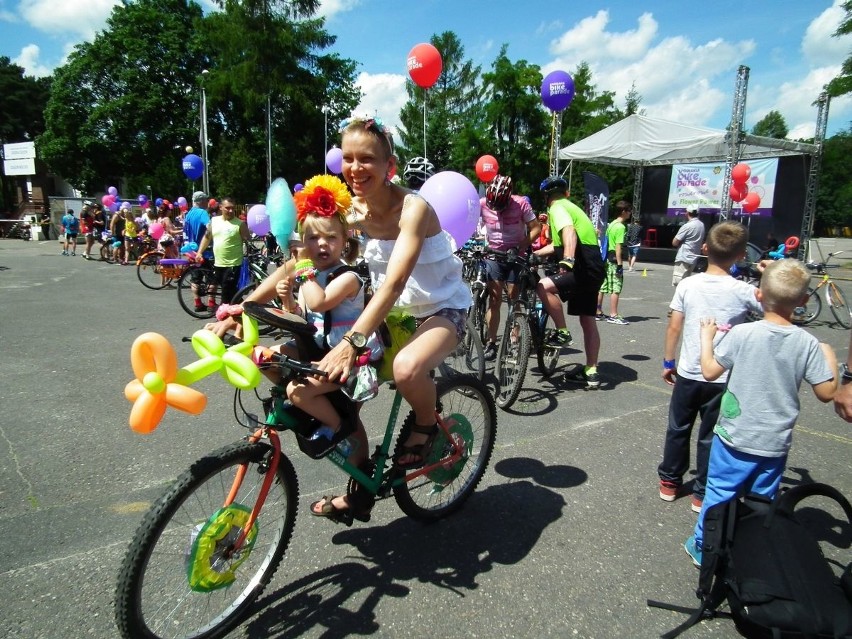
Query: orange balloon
129,390,167,434
130,332,177,382
165,384,207,414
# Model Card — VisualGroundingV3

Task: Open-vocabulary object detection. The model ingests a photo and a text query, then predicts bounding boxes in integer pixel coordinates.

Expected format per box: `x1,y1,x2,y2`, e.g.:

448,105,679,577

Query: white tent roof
558,114,818,167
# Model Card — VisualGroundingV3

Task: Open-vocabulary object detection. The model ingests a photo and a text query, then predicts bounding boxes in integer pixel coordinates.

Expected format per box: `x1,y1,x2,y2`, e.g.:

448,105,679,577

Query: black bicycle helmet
485,175,513,211
403,157,435,189
540,176,568,197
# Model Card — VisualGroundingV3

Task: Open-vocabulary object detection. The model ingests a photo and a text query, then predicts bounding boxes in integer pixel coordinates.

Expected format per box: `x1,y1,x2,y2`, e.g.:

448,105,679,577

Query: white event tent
557,114,817,167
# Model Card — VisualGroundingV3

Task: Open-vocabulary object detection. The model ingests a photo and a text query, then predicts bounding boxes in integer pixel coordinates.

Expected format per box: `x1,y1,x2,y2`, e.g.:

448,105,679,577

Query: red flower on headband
293,175,352,225
307,187,336,217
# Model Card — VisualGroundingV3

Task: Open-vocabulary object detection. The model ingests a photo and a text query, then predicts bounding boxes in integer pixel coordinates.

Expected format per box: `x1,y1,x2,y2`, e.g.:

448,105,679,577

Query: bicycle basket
159,258,190,279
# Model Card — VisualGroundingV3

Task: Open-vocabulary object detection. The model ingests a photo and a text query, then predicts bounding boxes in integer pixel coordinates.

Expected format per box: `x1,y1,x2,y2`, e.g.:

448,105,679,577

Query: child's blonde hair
759,259,810,312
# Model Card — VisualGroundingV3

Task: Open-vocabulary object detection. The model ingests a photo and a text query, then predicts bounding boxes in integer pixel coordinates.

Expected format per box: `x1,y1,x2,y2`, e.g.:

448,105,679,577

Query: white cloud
317,0,361,20
13,43,52,77
349,71,407,132
802,0,851,66
19,0,119,39
545,11,754,127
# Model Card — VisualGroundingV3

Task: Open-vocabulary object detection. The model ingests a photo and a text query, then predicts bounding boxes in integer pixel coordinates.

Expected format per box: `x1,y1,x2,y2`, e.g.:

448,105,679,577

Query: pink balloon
149,222,164,240
102,194,115,206
326,147,343,174
246,204,270,236
419,171,480,246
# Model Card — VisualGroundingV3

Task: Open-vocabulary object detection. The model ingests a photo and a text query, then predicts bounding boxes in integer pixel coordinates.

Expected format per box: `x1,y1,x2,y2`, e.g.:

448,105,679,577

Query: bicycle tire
136,251,170,290
535,309,562,378
393,376,496,521
115,440,299,639
100,242,114,263
439,315,485,381
791,286,822,325
177,265,219,319
827,282,852,329
495,312,531,409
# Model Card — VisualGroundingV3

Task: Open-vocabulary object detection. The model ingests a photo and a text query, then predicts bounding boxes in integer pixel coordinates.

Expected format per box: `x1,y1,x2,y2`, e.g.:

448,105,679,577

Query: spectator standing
596,201,631,324
183,191,211,257
61,209,79,256
671,205,705,286
479,175,541,360
196,196,251,307
684,259,837,566
40,210,53,241
658,221,762,513
625,215,643,272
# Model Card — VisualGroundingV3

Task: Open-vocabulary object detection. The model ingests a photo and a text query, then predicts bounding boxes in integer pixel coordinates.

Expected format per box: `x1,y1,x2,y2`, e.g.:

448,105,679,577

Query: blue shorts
627,245,640,257
415,307,467,343
484,257,521,284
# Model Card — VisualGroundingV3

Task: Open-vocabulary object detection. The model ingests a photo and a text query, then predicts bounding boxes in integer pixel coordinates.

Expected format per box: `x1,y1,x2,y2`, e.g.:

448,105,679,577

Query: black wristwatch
342,331,368,351
841,363,852,383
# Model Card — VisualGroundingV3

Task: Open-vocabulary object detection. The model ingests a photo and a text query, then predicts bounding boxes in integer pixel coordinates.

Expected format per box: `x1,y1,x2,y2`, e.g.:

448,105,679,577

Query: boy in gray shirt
684,259,837,566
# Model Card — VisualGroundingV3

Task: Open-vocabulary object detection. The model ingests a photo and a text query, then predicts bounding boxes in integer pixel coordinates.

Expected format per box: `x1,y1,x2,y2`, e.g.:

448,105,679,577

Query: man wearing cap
183,191,212,258
671,205,705,286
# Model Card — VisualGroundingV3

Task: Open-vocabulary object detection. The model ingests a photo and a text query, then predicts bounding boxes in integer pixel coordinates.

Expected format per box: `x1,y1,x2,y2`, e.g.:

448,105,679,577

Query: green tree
815,128,852,231
197,0,360,200
752,110,789,139
480,44,549,196
396,31,484,177
0,57,50,211
827,0,852,97
39,0,206,196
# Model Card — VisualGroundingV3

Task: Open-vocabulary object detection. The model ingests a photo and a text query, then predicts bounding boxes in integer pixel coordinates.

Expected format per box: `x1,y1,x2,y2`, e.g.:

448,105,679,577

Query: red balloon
731,163,751,185
475,155,499,182
741,191,761,213
407,43,442,89
729,183,748,202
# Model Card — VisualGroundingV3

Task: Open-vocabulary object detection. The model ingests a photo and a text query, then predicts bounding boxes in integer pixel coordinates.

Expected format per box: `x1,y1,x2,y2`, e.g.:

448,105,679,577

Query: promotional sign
666,158,778,216
583,171,610,259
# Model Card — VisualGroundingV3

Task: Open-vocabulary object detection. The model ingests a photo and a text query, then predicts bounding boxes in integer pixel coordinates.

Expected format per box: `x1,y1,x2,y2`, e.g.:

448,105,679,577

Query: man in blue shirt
183,191,212,260
61,208,79,255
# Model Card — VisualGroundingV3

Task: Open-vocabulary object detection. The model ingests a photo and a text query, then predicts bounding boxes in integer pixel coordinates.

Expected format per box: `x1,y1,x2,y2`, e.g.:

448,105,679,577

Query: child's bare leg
286,377,342,428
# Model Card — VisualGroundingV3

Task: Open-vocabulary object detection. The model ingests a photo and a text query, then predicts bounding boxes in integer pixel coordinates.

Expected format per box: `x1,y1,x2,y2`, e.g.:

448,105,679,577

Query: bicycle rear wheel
827,282,852,329
137,251,169,290
393,376,496,521
791,286,821,325
495,312,531,409
177,265,220,319
115,441,298,639
535,309,563,377
100,242,114,263
439,315,485,381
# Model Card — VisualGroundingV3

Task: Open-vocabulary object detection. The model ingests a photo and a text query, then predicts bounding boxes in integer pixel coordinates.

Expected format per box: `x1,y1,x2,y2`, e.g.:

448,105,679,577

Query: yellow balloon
220,351,262,390
241,314,259,346
176,356,222,385
191,330,226,359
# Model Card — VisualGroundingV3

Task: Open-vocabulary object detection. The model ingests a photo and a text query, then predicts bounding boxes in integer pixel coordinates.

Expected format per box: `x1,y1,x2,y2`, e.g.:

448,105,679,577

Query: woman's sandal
310,493,373,527
393,422,439,470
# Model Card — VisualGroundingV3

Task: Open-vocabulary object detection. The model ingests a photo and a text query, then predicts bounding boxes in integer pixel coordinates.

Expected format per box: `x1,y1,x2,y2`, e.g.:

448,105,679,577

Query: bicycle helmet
403,156,435,189
540,176,568,197
485,175,513,211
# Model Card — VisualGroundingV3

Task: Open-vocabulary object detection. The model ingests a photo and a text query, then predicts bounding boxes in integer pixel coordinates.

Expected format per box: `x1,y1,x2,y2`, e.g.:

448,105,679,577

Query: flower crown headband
293,175,352,229
338,116,395,155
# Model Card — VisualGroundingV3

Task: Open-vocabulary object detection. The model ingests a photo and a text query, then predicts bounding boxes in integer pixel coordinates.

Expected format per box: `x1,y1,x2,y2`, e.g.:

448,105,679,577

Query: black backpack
649,483,852,639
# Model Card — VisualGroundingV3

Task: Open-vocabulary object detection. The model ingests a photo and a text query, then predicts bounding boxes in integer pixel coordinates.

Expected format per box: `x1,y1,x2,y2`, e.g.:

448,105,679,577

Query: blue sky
2,0,851,140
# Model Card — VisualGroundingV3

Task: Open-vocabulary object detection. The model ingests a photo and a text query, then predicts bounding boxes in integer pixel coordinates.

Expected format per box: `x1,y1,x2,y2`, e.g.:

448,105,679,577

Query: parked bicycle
114,304,497,639
488,249,563,409
176,257,220,319
794,246,851,329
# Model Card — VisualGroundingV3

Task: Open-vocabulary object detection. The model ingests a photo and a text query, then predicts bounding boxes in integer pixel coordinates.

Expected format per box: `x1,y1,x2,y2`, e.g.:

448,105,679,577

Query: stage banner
666,158,778,217
583,171,609,258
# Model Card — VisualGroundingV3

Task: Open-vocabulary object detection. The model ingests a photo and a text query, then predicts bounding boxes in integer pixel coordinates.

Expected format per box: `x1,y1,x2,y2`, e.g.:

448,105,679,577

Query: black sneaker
483,342,498,361
546,329,573,346
564,367,600,390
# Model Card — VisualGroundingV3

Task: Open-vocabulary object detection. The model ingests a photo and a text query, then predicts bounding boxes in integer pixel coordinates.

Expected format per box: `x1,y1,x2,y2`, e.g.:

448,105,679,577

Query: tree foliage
827,0,852,97
815,127,852,230
752,110,789,139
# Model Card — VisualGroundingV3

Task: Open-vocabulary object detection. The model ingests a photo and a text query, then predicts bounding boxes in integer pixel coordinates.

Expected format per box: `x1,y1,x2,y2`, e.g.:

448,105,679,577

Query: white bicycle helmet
403,157,435,189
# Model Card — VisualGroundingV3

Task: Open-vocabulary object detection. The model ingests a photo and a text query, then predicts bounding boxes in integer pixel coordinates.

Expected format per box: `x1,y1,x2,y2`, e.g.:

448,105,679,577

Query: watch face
348,332,367,348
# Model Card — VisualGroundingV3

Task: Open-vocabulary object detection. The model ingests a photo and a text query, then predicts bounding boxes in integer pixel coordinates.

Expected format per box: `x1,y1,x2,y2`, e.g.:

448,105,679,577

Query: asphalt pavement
0,238,850,639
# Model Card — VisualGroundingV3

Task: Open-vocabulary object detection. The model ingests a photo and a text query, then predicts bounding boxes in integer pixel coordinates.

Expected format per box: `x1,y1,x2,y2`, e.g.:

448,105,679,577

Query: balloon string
423,91,428,159
548,113,557,172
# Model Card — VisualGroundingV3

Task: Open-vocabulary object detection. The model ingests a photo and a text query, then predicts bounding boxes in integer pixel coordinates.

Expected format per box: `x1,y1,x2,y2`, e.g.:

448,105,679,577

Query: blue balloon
182,154,204,181
155,198,164,207
266,177,297,249
541,70,575,112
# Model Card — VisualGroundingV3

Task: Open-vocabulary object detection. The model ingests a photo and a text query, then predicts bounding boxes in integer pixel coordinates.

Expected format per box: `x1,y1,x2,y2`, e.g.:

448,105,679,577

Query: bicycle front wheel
100,242,114,263
137,252,169,290
177,265,220,319
393,376,497,521
115,441,298,639
827,282,852,329
495,312,531,409
791,286,822,325
535,310,563,378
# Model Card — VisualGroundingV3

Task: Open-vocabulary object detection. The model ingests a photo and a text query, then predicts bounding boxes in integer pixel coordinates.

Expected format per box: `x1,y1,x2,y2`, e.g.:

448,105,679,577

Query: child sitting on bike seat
269,176,382,446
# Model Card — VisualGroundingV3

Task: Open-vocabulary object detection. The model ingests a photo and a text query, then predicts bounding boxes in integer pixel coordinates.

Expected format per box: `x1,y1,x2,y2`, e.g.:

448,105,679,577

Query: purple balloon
419,171,480,247
182,154,204,181
541,70,575,112
246,204,270,236
177,196,188,207
108,186,118,196
325,147,343,174
294,183,304,193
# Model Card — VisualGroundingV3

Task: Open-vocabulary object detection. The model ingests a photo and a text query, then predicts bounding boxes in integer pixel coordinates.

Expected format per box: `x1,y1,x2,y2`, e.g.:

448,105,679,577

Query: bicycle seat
243,302,317,336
